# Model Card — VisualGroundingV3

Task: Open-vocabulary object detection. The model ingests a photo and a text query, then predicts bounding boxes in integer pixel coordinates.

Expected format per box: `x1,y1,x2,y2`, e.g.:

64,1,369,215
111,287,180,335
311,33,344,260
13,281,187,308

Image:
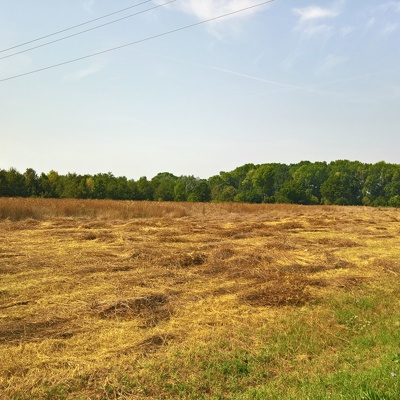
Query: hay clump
0,318,74,344
95,294,172,327
137,334,176,354
160,252,207,268
239,276,311,307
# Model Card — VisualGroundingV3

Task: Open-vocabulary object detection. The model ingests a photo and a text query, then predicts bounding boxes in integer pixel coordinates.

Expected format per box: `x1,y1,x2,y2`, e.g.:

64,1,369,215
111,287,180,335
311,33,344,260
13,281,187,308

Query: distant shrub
388,195,400,208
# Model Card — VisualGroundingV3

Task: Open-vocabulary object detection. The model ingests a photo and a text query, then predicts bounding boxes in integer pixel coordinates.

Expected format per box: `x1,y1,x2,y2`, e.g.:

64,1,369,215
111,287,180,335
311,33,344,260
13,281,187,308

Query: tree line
1,160,400,207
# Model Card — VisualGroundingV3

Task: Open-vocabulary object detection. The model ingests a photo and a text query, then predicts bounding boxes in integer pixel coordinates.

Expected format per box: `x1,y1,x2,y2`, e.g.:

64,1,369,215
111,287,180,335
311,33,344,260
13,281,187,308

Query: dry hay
329,276,367,290
315,237,362,248
276,221,305,231
239,276,311,307
160,252,207,268
0,201,398,399
136,334,176,354
0,318,75,344
94,293,172,327
372,258,400,275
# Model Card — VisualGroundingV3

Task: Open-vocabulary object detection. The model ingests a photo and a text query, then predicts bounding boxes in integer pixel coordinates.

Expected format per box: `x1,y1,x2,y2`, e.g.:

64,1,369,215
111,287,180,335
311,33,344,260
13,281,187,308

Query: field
0,198,399,399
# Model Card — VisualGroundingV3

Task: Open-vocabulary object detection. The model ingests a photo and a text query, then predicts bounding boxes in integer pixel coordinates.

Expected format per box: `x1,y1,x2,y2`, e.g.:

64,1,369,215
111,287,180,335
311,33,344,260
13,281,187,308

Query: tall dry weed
0,198,190,221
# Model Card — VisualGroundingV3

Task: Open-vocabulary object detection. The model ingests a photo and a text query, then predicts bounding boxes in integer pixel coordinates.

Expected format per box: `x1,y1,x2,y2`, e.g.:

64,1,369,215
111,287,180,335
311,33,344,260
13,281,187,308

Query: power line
0,0,176,60
0,0,275,84
0,0,154,54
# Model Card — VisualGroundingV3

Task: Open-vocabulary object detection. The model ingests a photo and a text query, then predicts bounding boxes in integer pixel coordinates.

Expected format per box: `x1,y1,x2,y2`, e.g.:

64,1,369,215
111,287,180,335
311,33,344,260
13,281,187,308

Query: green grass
94,287,399,399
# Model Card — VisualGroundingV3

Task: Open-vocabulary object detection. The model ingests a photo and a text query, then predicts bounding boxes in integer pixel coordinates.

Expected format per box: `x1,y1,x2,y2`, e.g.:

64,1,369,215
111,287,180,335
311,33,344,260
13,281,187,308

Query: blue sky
1,0,399,179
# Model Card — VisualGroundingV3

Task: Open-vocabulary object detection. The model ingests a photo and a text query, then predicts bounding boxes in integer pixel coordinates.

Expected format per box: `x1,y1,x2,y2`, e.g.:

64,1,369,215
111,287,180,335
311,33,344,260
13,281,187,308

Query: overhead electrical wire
0,0,275,84
0,0,154,54
0,0,177,60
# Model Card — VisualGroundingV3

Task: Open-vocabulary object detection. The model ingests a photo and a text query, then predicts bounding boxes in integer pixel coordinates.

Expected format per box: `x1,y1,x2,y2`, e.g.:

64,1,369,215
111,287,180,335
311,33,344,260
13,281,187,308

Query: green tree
362,161,390,205
85,177,95,198
5,168,27,197
321,161,365,205
188,180,211,202
0,169,8,196
362,162,400,206
218,186,238,202
275,180,314,204
384,168,400,199
290,162,328,203
228,163,256,190
174,175,199,202
208,175,225,202
136,177,153,200
107,175,130,200
92,173,108,199
251,164,275,202
24,168,39,197
60,173,87,198
38,171,58,198
151,172,178,201
174,181,187,202
126,180,140,200
234,169,263,203
388,195,400,208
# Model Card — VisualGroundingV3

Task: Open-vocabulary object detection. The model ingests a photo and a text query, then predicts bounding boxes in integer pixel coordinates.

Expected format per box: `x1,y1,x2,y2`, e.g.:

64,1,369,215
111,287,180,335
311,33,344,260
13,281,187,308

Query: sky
0,0,399,180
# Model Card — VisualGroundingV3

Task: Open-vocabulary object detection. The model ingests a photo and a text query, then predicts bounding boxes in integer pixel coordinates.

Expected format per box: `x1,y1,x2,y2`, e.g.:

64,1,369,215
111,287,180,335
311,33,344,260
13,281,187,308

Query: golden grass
0,199,399,398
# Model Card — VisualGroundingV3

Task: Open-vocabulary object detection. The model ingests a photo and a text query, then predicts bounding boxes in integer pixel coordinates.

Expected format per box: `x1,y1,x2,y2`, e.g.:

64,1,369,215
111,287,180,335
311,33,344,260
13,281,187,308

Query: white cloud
379,2,400,13
382,22,398,35
154,0,271,37
316,54,345,74
282,51,304,70
293,2,343,39
179,0,263,20
293,6,339,23
366,17,375,29
365,2,400,37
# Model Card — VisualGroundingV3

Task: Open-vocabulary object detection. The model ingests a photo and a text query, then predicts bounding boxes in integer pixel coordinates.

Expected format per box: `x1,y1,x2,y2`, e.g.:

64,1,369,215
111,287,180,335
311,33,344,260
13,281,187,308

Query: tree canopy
1,160,400,207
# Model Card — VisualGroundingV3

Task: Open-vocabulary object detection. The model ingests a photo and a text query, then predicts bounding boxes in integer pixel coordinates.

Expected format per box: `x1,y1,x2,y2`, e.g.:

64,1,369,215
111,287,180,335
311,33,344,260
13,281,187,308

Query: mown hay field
0,198,399,399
